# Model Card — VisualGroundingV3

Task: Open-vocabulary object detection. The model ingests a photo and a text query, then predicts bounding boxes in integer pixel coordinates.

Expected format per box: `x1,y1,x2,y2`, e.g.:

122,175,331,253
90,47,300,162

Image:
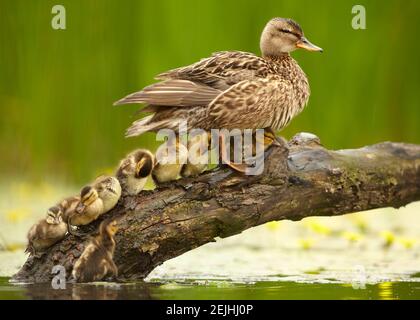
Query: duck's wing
208,76,294,130
114,79,222,107
156,51,269,90
114,52,268,108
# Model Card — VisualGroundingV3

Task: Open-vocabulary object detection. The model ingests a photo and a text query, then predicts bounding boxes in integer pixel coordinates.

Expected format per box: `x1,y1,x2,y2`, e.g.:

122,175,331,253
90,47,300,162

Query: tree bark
12,133,420,283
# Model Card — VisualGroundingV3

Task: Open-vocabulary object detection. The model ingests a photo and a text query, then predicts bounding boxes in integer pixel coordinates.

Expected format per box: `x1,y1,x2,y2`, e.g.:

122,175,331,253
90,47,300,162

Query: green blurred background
1,1,420,300
0,0,419,184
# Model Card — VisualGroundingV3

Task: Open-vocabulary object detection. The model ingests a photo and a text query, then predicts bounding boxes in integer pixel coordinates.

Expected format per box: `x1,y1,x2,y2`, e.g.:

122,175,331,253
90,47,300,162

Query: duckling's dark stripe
137,157,154,178
84,193,96,203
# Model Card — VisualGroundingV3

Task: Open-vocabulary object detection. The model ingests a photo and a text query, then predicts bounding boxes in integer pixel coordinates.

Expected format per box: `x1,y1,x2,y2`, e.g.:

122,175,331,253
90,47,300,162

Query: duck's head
100,219,119,237
46,206,63,224
76,186,98,213
134,149,155,179
94,176,121,198
92,176,122,211
260,18,323,57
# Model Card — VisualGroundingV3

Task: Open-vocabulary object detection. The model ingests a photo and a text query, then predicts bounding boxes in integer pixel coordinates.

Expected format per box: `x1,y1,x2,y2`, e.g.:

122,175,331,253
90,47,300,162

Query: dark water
1,277,419,300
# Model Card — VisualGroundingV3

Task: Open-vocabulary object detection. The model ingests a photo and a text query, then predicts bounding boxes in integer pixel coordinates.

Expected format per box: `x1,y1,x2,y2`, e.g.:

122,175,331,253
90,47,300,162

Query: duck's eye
279,28,290,34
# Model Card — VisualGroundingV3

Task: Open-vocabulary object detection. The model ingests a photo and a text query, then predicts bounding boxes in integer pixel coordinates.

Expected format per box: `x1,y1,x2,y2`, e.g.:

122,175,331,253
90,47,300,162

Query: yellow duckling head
103,219,119,237
76,186,98,213
134,150,155,179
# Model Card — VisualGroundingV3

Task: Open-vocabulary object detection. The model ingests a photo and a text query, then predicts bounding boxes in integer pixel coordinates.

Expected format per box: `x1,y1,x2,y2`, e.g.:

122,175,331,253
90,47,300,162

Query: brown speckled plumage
115,18,322,136
72,219,118,282
25,213,67,256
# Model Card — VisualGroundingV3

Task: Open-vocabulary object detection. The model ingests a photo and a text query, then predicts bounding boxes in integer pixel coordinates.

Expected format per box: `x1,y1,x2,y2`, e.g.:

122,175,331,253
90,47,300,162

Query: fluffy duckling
181,131,209,178
51,195,81,223
92,176,122,212
70,176,121,227
116,149,155,195
25,208,68,257
72,219,119,282
69,186,102,227
152,139,188,184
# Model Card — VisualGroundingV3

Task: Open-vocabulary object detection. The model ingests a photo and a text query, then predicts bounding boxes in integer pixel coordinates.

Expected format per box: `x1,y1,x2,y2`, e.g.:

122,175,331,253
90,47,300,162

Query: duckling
93,176,122,213
181,131,209,178
72,219,119,282
69,186,102,227
152,138,188,184
52,195,81,223
70,176,121,227
25,208,67,257
116,17,322,172
116,149,155,195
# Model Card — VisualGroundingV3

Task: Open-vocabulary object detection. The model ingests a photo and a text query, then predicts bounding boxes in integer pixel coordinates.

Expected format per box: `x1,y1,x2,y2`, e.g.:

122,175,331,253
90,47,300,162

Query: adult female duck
115,18,322,171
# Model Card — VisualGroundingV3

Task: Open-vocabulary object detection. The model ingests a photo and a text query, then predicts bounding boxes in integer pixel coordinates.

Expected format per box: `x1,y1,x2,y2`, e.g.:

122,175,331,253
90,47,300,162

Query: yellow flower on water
5,208,30,223
397,237,416,249
4,242,25,252
341,231,363,243
265,221,282,231
304,219,331,235
380,230,395,249
298,238,315,250
349,214,368,233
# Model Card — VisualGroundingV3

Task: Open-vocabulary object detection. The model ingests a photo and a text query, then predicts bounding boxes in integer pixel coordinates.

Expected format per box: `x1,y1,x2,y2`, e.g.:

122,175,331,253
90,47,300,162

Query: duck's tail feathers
125,115,183,138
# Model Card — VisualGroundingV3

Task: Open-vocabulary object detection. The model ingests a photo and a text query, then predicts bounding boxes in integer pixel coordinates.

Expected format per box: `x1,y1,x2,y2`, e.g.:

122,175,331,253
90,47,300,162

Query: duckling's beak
296,37,323,52
46,216,55,224
110,225,119,234
76,202,86,214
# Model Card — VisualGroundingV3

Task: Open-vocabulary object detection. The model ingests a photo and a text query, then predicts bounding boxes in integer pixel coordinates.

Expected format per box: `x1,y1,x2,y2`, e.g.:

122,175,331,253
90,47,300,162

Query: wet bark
13,133,420,283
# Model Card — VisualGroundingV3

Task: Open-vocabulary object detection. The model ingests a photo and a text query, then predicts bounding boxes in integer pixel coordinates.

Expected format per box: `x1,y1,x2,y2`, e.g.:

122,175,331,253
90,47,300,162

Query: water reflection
13,281,154,300
2,278,420,300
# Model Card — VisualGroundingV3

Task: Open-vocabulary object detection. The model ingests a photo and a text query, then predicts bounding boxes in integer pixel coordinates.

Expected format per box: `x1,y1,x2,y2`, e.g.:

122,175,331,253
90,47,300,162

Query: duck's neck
264,53,307,82
264,52,310,116
263,53,290,63
98,232,116,253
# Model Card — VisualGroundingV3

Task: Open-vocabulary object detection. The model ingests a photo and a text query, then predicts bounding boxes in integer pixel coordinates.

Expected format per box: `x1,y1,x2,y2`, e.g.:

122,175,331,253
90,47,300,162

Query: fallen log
12,133,420,283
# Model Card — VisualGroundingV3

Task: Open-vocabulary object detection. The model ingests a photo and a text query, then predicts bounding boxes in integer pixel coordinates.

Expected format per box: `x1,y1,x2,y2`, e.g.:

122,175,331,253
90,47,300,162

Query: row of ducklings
26,138,208,276
25,175,122,257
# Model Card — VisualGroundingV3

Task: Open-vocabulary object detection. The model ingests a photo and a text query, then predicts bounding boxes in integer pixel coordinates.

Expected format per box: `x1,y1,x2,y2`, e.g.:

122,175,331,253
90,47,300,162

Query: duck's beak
296,37,323,52
76,203,86,214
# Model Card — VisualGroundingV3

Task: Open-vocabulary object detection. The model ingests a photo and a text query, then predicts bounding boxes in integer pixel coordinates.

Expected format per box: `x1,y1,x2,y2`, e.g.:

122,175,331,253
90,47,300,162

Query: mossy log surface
13,133,420,283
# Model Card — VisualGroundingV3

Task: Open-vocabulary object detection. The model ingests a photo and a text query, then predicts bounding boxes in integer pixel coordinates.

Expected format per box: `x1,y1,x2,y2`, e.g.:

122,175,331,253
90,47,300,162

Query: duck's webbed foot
32,251,46,259
68,224,88,239
218,129,287,174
